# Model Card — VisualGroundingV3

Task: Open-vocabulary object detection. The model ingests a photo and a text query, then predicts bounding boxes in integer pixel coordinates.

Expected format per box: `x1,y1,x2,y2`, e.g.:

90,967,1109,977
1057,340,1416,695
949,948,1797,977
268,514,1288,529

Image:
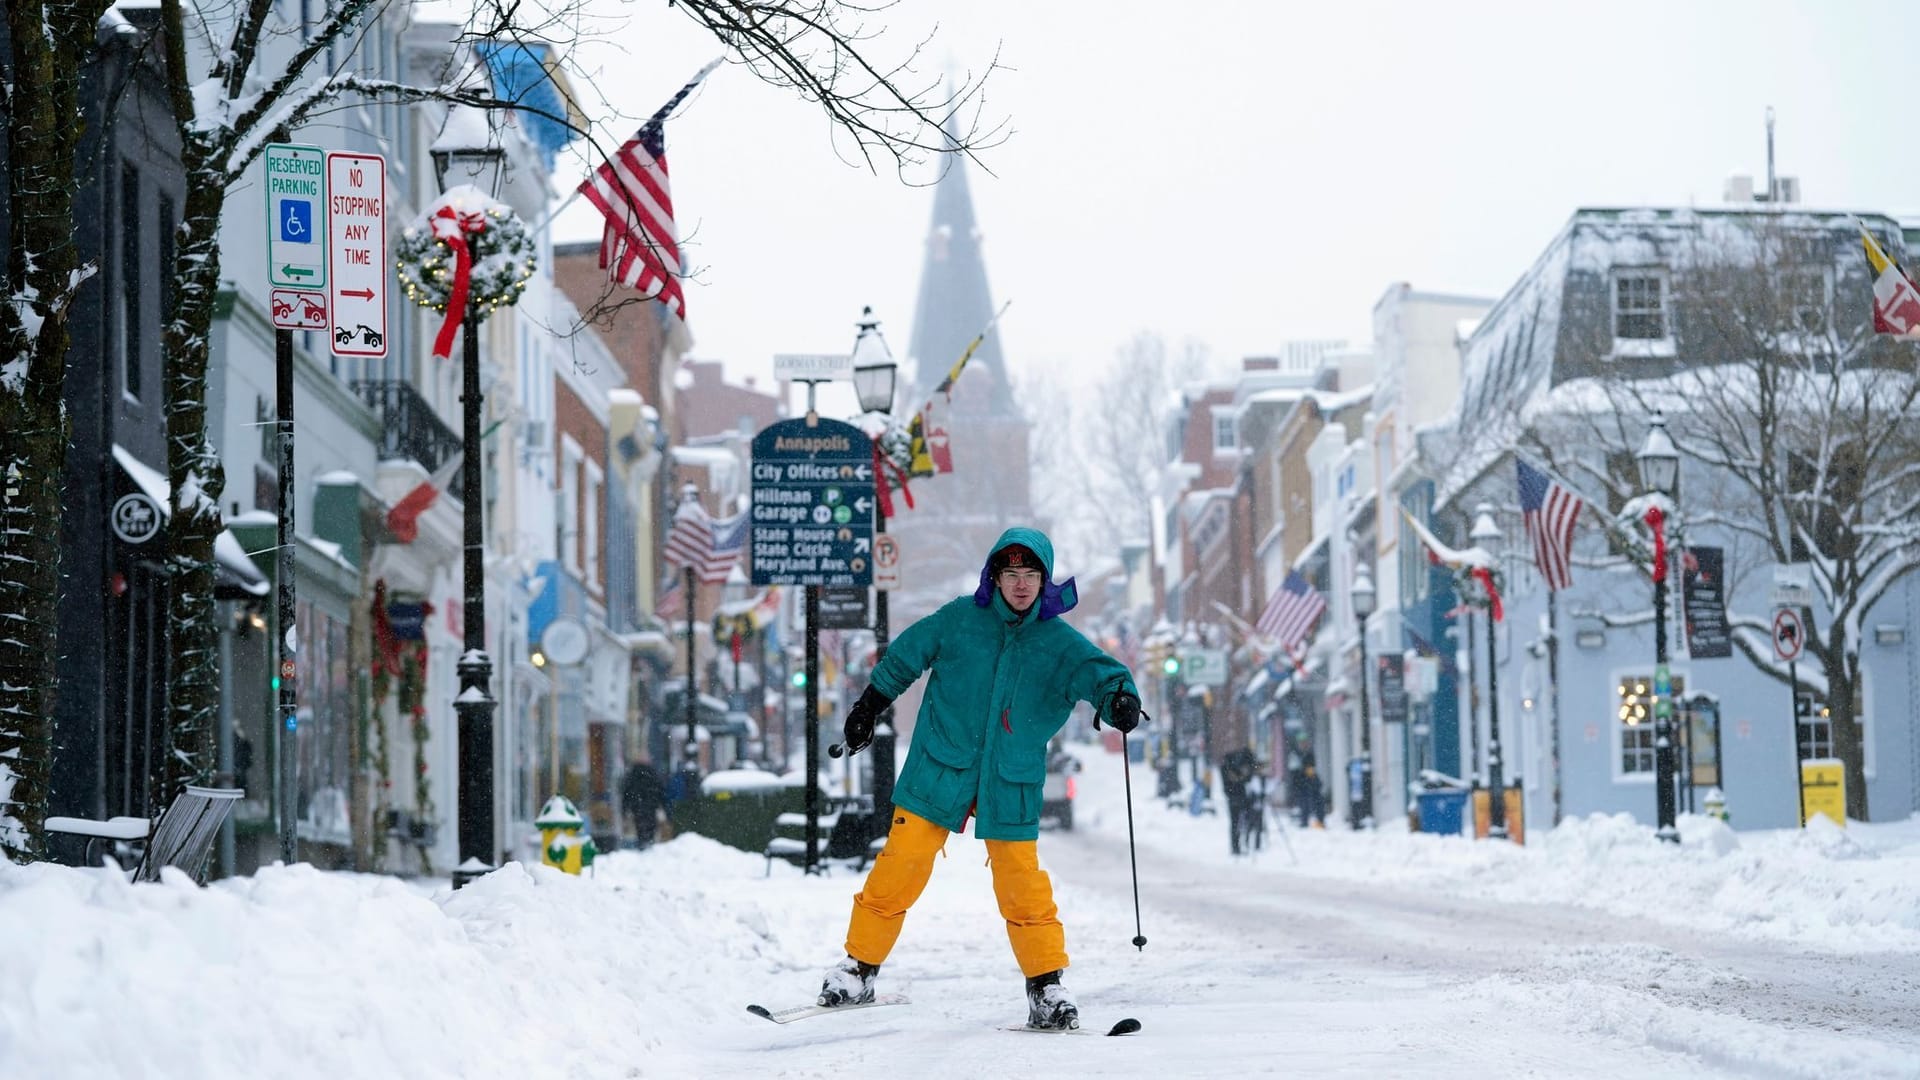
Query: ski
746,993,910,1025
1004,1018,1141,1037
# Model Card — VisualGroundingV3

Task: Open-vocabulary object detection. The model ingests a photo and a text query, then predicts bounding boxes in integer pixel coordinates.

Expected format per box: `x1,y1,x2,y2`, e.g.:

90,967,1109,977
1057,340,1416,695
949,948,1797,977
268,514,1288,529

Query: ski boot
817,955,881,1007
1024,969,1080,1030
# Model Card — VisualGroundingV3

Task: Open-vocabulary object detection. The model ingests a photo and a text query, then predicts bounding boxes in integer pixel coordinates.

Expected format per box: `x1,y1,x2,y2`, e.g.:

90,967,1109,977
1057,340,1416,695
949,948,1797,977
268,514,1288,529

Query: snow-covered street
3,743,1917,1079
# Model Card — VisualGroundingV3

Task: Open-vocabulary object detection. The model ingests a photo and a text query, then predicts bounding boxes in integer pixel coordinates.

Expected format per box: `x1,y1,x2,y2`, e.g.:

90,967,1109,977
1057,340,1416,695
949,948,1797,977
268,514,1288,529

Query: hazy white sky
550,0,1920,398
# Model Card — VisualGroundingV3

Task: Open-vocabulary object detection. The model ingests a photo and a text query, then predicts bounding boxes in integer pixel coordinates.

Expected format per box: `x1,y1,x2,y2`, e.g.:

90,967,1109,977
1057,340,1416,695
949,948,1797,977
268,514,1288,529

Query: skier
816,528,1144,1029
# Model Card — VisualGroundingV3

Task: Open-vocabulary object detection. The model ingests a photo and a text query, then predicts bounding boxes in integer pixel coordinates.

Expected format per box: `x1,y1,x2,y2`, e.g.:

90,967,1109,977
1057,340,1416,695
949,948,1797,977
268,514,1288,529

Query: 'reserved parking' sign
264,143,326,291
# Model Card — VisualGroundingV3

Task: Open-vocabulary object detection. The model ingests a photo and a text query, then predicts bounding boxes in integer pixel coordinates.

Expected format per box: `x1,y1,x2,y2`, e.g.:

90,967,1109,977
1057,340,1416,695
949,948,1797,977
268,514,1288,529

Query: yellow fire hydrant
536,795,598,875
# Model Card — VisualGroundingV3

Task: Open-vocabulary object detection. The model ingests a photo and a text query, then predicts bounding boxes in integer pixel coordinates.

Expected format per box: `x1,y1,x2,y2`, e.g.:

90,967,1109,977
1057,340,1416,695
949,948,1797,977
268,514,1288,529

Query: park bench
764,796,887,876
45,785,244,885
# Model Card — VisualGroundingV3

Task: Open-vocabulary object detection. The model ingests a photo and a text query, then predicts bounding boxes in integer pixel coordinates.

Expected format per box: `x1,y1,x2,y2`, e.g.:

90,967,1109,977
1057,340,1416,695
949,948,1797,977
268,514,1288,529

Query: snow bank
0,838,826,1079
1073,746,1920,954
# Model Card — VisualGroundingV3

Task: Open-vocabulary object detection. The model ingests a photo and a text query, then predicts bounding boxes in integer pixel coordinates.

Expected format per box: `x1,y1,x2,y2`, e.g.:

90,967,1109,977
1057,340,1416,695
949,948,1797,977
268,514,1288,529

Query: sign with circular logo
1772,607,1805,663
541,616,590,667
111,492,163,545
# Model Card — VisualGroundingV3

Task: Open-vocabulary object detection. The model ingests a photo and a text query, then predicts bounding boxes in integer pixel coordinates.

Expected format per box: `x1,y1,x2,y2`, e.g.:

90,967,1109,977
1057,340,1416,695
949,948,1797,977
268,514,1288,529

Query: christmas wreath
396,187,537,360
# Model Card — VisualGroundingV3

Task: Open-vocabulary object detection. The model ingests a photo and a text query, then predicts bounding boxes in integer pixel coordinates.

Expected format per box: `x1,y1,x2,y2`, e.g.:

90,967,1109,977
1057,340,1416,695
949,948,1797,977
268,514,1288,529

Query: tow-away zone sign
326,152,387,357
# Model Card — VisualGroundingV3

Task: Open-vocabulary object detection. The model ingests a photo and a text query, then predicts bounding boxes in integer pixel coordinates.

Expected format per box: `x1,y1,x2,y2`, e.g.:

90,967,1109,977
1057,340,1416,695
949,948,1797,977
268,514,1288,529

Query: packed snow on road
3,743,1917,1079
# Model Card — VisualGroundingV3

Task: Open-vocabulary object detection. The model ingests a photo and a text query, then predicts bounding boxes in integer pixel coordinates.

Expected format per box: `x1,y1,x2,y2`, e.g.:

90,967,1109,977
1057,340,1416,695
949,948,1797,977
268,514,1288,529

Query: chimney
1724,174,1754,203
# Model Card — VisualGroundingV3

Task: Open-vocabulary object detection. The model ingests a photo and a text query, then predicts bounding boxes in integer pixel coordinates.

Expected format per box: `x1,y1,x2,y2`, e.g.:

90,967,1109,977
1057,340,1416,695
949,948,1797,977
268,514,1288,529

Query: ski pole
1120,730,1147,951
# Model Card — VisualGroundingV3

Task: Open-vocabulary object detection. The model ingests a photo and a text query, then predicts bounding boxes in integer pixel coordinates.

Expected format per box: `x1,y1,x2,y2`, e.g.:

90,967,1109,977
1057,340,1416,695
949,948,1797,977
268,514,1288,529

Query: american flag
577,60,719,319
1516,458,1583,591
664,499,747,585
1255,570,1327,652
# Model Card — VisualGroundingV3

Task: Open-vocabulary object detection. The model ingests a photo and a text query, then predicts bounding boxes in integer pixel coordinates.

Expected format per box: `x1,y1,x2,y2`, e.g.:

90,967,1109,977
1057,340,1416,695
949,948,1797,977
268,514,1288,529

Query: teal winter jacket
873,527,1140,841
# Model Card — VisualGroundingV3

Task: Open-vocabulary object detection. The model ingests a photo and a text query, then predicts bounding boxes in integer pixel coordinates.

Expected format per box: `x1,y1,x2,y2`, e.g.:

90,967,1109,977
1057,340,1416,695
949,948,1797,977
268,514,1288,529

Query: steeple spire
906,140,1012,414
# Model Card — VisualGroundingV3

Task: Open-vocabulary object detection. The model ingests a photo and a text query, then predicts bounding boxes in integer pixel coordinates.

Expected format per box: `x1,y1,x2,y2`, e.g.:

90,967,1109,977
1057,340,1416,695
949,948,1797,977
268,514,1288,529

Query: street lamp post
1351,564,1377,829
1470,504,1508,840
1637,411,1682,844
850,308,899,818
431,112,507,885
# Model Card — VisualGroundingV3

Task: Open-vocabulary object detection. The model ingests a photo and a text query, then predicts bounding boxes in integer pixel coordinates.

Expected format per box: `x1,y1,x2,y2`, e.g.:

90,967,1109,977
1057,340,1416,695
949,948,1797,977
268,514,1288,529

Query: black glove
842,685,892,754
1105,692,1143,734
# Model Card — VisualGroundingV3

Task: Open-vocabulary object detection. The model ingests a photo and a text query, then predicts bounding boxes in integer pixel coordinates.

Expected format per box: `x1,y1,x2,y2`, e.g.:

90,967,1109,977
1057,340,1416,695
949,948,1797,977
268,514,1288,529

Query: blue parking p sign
279,199,313,244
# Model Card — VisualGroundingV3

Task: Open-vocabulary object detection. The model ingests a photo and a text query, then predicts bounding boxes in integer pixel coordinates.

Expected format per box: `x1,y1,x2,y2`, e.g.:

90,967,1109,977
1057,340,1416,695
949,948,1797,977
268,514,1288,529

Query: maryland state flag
1859,223,1920,337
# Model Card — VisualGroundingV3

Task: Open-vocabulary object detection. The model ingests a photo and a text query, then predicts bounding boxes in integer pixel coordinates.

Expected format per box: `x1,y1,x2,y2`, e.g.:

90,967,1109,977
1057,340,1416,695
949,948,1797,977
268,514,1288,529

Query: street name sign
773,353,852,381
265,143,326,291
818,586,871,629
750,418,874,587
325,151,388,357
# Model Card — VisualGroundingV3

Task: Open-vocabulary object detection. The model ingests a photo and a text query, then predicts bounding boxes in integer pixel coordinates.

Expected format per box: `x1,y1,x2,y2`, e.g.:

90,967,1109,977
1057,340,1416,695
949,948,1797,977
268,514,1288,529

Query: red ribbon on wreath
1644,505,1668,583
1472,566,1504,622
429,202,489,361
871,442,915,519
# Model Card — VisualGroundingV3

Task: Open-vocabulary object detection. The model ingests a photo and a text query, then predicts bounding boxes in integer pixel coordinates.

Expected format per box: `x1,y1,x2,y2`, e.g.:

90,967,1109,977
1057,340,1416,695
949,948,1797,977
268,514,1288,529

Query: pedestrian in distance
619,756,666,849
1220,744,1264,855
817,528,1145,1030
1287,730,1327,829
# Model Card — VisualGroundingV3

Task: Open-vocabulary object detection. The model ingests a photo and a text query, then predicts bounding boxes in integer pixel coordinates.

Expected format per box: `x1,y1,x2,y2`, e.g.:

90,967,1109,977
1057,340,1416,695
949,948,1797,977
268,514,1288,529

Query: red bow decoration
429,203,489,361
1644,505,1668,583
1472,566,1504,622
871,442,915,519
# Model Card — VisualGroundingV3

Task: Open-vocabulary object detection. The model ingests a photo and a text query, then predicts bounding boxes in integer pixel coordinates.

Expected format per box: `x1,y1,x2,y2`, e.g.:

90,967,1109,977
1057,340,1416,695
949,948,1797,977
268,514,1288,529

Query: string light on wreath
396,187,538,357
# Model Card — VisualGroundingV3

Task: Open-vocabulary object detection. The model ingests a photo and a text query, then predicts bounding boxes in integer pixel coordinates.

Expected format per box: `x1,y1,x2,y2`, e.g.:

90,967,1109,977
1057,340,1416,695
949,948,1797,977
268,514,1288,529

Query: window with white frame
1213,413,1236,453
1612,271,1669,340
584,460,603,589
1616,671,1684,776
560,437,582,574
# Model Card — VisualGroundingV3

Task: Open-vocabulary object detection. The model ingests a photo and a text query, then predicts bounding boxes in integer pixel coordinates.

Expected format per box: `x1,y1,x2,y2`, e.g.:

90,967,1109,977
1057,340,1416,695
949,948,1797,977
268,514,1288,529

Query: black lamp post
1637,411,1682,843
1351,563,1376,829
850,307,898,818
1470,504,1508,840
431,110,507,885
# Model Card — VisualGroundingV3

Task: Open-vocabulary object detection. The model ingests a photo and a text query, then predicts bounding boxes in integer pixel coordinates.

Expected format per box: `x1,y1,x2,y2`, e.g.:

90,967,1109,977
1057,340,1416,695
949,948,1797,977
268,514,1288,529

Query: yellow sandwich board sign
1800,758,1846,827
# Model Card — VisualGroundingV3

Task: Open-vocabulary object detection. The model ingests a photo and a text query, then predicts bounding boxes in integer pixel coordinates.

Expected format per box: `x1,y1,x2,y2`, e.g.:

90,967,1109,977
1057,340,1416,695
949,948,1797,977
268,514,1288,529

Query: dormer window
1613,270,1669,341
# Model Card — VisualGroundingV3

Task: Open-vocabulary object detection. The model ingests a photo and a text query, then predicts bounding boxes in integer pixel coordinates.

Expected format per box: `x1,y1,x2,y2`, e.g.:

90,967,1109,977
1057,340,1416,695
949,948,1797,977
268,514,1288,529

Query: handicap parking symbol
279,199,313,244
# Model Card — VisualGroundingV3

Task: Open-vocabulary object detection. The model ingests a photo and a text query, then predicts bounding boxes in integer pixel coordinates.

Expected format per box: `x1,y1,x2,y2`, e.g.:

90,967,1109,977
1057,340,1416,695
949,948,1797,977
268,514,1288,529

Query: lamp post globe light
1637,411,1682,844
1350,563,1377,829
850,307,900,818
430,108,507,885
1469,503,1508,840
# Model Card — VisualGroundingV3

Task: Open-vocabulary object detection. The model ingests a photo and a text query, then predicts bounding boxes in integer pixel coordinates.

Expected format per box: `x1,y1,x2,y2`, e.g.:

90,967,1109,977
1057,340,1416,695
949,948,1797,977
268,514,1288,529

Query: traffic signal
1162,655,1181,677
790,670,808,689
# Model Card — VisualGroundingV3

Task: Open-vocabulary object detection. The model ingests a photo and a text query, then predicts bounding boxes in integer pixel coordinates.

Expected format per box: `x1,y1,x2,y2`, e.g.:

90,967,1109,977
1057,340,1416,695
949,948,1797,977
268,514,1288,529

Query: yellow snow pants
843,808,1067,978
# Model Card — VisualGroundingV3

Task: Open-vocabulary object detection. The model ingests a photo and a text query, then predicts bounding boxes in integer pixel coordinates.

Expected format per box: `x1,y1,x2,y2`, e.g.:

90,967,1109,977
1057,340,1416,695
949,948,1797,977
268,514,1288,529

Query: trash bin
1415,789,1469,836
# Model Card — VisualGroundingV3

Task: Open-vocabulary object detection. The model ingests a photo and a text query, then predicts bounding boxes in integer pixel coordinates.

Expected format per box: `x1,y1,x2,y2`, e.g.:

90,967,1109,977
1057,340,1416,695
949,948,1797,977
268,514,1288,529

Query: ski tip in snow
1005,1018,1141,1036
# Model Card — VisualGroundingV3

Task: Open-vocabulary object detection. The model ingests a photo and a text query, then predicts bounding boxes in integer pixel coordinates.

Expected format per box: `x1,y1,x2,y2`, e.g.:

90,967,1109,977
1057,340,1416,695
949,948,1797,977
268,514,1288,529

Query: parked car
1041,745,1080,830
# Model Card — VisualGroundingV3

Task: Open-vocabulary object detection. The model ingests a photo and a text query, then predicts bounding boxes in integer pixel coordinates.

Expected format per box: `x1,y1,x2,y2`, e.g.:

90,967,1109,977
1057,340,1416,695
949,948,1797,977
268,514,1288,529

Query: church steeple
906,144,1012,414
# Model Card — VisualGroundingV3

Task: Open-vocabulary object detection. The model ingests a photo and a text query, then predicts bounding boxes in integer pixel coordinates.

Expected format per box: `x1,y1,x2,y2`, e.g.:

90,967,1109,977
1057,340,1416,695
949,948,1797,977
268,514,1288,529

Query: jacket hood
973,526,1078,620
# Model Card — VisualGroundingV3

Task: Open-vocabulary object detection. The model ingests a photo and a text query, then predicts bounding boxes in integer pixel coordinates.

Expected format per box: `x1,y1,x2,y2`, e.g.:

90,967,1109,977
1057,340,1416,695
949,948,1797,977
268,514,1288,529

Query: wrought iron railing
350,381,462,474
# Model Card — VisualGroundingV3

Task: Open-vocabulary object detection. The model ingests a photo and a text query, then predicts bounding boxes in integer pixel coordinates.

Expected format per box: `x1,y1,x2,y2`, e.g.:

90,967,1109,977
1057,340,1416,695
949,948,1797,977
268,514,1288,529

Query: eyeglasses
998,569,1043,585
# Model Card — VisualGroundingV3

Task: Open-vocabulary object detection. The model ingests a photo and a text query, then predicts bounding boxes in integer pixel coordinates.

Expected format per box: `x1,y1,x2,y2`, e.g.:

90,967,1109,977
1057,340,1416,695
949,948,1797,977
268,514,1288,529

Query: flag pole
543,57,725,238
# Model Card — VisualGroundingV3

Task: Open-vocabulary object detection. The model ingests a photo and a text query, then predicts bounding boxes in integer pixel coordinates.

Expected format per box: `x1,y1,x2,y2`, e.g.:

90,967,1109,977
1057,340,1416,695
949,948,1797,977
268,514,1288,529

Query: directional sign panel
325,151,387,357
750,418,874,587
265,143,326,290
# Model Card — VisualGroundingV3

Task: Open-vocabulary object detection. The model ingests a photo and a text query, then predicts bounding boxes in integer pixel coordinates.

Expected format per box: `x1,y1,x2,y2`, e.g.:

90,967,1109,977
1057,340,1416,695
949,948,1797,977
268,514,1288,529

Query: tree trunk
159,146,230,802
2,2,107,862
1825,661,1870,822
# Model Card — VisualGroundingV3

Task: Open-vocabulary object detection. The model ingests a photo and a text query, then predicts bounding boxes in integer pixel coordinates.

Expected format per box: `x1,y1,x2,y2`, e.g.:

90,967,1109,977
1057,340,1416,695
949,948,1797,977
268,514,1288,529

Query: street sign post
1771,562,1813,610
269,289,327,331
325,151,387,357
265,143,326,291
1772,608,1805,662
749,418,875,587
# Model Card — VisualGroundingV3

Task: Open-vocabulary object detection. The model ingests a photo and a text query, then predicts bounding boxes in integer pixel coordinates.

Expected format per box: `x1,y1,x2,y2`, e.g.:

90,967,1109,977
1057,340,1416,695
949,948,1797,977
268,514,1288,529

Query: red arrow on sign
340,287,375,300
